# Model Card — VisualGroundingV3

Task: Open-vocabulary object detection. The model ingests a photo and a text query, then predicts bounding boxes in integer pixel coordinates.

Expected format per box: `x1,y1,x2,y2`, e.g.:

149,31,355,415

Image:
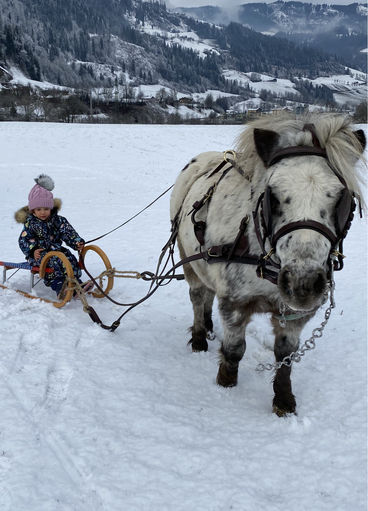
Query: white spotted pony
170,114,365,416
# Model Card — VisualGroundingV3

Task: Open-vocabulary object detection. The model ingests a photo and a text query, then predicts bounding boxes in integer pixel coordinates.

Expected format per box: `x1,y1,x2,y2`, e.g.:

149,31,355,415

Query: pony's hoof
216,364,238,387
272,405,297,418
188,337,208,352
272,395,296,417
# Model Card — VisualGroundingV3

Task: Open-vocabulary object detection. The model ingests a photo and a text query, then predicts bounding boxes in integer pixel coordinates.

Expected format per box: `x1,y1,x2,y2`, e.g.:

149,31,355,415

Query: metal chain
92,268,183,283
278,301,287,328
256,278,336,372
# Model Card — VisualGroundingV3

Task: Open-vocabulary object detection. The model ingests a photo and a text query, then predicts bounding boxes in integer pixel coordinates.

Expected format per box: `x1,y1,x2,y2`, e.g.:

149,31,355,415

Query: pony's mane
235,113,366,201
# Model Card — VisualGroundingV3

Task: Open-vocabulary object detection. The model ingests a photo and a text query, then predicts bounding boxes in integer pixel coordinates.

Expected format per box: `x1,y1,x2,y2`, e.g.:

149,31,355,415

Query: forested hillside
0,0,349,90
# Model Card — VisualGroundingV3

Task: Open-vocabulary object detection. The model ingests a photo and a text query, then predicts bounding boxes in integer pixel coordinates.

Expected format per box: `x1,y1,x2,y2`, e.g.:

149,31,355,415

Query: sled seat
0,260,53,286
0,246,113,308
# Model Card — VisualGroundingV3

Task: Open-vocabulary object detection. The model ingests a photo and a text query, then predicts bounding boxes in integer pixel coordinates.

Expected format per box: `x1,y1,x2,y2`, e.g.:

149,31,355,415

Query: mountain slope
176,1,367,71
0,0,351,91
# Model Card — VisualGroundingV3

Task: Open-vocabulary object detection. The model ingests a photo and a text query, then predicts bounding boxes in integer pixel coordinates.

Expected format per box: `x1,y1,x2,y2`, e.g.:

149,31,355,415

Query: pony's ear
353,129,366,153
253,128,280,167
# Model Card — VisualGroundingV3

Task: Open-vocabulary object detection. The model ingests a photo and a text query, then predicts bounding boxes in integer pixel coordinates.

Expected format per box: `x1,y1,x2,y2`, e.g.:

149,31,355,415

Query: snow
165,31,220,58
191,89,238,102
307,72,367,107
229,98,263,113
311,74,366,86
133,84,174,98
165,104,215,118
249,78,299,96
357,4,368,16
223,69,300,97
9,67,67,91
138,22,220,58
223,68,368,106
223,69,251,87
0,122,367,511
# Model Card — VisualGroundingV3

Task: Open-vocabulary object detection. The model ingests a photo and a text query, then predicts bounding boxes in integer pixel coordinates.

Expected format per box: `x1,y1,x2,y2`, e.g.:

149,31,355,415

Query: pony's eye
270,193,280,211
270,192,284,219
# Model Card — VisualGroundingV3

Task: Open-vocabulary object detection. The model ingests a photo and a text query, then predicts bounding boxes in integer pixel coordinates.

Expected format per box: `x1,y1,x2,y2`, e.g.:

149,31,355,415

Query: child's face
33,208,51,221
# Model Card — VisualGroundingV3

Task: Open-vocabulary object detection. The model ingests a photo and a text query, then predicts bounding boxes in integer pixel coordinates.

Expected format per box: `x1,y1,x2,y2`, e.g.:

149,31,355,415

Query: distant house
0,66,12,84
178,97,193,105
246,107,262,119
270,107,293,115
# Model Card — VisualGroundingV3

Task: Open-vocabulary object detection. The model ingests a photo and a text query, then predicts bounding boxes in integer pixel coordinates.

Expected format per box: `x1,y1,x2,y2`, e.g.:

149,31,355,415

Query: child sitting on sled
16,174,93,298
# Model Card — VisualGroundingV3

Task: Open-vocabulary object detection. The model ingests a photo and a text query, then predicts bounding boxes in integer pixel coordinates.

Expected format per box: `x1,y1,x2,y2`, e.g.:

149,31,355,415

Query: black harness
79,125,360,332
182,124,360,285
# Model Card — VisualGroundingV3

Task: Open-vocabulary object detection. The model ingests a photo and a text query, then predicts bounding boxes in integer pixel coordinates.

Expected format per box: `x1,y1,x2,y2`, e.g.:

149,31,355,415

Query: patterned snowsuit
18,211,85,295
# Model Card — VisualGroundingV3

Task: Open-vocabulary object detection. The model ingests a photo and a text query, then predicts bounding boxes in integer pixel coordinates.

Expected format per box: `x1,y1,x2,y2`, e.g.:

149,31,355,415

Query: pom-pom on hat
28,174,55,211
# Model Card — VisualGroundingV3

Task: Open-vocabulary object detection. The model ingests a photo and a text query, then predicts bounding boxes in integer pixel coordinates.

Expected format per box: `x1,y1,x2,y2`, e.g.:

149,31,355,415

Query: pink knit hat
28,175,54,211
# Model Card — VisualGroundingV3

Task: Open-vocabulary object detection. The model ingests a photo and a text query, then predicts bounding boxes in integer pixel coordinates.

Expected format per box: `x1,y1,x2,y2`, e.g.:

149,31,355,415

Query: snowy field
0,122,367,511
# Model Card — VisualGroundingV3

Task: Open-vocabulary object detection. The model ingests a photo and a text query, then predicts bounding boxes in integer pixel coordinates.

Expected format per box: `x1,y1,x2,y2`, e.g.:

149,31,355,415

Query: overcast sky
166,0,357,7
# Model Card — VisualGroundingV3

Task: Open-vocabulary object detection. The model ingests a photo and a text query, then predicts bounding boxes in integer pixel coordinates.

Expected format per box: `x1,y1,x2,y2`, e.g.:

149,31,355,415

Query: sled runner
0,245,114,308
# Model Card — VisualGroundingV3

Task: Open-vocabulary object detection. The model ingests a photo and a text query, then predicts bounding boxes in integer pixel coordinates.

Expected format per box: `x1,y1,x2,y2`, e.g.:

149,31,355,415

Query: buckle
207,247,221,258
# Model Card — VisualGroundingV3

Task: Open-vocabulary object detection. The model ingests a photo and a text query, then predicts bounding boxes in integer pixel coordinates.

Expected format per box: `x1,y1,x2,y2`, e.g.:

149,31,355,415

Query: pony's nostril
279,269,293,296
279,266,327,304
285,286,292,297
313,271,326,295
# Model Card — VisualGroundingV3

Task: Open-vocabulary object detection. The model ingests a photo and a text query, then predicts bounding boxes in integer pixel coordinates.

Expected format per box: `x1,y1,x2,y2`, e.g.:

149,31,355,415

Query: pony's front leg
217,299,248,387
271,317,309,416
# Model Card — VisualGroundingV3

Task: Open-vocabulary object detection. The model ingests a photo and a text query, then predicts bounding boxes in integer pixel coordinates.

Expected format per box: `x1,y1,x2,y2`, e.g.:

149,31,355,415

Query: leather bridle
252,125,359,282
188,124,360,285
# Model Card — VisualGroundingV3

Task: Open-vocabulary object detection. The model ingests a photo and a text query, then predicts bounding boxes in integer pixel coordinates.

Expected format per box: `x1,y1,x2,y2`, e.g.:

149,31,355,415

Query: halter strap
271,220,338,248
267,146,327,167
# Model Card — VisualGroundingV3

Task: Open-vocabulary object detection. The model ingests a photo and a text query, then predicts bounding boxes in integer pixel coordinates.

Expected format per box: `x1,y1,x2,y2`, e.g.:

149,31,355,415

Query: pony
170,113,366,416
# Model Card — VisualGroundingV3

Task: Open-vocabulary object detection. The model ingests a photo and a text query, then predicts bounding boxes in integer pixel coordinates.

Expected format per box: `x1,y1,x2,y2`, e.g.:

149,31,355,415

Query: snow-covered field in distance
0,122,366,511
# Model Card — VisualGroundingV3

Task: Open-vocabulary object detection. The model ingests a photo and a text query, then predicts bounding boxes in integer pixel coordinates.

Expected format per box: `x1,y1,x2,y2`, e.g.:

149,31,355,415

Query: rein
85,183,174,244
80,124,359,333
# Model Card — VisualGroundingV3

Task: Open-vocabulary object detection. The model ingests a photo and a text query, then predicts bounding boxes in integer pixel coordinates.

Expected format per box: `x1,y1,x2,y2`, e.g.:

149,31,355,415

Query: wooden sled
0,245,113,308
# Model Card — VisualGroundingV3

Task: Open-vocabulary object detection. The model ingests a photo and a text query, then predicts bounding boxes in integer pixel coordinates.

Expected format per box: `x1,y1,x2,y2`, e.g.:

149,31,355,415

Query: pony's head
240,114,366,311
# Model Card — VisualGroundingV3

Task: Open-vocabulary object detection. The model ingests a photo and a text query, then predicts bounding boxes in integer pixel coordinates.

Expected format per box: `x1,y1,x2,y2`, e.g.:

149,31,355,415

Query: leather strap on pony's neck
189,159,234,246
188,160,281,285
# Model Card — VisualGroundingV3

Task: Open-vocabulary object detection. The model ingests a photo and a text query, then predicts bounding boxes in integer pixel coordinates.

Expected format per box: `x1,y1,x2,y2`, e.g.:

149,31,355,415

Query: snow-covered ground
191,89,238,102
308,73,367,106
222,68,368,107
0,122,367,511
137,21,220,58
9,67,68,91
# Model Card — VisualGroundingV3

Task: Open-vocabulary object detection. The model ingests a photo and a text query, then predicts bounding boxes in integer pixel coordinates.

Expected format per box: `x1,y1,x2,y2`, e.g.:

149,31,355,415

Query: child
16,174,93,298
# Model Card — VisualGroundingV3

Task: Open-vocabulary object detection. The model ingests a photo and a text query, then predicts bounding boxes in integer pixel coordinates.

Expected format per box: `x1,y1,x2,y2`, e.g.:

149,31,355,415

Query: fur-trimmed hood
14,198,62,224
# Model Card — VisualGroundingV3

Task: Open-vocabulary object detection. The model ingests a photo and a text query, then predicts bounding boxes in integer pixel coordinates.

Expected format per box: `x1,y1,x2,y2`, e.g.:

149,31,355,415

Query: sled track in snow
0,301,106,510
